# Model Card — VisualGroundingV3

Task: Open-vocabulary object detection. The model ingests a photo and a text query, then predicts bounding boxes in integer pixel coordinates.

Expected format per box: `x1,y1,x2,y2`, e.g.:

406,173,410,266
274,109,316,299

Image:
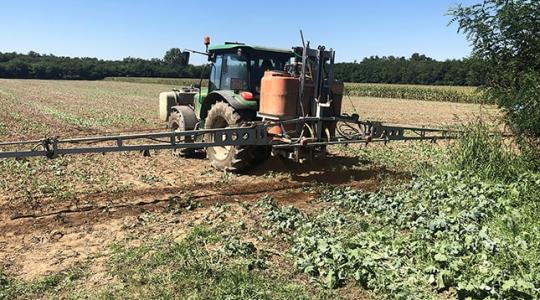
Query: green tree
450,0,540,166
164,48,186,66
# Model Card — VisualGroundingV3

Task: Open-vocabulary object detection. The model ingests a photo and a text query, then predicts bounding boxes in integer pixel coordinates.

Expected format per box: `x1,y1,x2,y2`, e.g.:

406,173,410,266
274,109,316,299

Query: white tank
159,91,177,122
159,89,198,122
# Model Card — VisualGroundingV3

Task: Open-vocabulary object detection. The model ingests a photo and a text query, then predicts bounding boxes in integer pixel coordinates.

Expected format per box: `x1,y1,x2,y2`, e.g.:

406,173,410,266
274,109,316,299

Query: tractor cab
207,43,294,96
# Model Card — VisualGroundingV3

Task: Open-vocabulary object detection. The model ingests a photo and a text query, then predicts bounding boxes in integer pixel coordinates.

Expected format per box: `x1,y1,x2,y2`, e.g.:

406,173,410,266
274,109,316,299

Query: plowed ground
0,79,499,297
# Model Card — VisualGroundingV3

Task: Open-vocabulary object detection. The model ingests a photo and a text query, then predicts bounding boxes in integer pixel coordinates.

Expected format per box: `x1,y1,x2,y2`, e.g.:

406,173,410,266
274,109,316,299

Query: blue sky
0,0,477,64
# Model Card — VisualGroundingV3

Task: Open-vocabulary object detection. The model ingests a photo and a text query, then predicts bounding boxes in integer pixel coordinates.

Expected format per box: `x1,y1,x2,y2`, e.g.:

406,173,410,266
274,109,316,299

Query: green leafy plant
167,194,199,213
260,171,540,298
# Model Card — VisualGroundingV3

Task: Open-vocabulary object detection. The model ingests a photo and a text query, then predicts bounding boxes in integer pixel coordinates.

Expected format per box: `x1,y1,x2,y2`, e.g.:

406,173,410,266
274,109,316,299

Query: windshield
210,54,249,92
209,52,290,94
250,56,289,94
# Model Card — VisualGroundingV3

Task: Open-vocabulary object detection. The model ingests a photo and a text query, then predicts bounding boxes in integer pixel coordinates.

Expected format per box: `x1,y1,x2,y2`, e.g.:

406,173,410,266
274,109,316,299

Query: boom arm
0,117,459,160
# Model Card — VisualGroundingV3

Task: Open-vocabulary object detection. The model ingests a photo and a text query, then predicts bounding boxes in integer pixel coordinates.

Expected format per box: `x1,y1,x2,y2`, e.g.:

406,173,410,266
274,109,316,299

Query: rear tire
253,146,272,164
205,102,256,172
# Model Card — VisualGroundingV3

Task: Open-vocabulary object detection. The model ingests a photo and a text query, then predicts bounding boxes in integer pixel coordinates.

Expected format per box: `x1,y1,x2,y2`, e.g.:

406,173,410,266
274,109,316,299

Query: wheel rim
171,117,183,142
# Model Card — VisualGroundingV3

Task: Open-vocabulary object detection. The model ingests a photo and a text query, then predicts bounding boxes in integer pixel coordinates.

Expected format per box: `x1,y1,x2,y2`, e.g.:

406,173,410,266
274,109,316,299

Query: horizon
0,0,478,65
0,48,472,65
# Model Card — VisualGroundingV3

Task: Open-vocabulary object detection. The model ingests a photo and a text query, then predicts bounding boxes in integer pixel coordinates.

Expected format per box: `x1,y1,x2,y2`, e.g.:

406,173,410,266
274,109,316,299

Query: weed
96,226,330,299
448,120,525,182
167,194,199,213
208,202,232,221
218,171,236,184
139,173,160,184
221,237,269,271
257,196,306,234
259,171,540,298
0,265,88,299
0,122,6,135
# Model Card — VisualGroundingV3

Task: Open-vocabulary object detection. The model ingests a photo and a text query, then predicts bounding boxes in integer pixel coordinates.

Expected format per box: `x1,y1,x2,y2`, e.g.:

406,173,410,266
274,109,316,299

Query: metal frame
0,116,458,160
294,42,338,143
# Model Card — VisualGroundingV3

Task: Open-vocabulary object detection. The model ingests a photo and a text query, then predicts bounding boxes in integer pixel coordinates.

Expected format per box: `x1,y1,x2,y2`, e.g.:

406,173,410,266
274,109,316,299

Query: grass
1,265,88,299
96,226,327,299
333,141,447,175
447,120,524,182
1,224,339,299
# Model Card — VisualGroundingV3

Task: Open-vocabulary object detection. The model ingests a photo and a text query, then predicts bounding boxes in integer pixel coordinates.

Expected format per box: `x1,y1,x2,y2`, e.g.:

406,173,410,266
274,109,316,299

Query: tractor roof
208,43,293,56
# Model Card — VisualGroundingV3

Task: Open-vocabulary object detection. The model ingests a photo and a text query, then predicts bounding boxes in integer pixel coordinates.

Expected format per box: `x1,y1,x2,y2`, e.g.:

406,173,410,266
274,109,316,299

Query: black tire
169,110,198,158
253,146,272,164
205,102,256,172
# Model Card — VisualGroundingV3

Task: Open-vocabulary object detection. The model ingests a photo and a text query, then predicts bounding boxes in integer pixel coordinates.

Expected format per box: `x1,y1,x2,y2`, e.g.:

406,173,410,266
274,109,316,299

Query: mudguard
200,90,258,119
170,105,198,130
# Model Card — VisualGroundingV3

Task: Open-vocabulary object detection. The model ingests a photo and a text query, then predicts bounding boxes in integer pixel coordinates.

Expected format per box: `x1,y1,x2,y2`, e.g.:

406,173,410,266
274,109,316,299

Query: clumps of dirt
0,147,388,281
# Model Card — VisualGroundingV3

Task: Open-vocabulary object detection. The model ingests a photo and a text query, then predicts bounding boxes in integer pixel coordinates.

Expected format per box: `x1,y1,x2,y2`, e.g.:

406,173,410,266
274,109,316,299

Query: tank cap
264,71,290,77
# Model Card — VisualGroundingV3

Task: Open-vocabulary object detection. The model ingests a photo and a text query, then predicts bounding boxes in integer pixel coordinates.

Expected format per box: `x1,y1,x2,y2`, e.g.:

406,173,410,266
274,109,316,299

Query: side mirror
181,51,190,65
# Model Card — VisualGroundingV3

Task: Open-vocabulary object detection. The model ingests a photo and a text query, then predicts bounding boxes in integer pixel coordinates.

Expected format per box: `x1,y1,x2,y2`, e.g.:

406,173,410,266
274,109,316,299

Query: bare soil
0,79,499,284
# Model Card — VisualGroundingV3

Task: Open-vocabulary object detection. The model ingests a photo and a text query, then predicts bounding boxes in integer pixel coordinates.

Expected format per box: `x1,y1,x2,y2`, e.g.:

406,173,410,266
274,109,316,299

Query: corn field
344,83,488,104
104,77,488,104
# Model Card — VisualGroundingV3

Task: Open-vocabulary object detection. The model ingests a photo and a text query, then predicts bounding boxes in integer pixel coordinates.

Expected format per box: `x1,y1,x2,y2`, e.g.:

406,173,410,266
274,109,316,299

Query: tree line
0,49,485,86
335,54,486,86
0,50,207,80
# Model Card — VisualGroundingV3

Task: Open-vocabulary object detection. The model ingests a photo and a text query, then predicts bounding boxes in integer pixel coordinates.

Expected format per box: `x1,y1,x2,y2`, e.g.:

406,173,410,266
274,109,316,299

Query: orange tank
259,71,299,119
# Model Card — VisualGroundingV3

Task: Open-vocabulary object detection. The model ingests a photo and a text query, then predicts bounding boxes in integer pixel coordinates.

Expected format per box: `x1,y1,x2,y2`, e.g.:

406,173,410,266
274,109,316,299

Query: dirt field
0,79,500,297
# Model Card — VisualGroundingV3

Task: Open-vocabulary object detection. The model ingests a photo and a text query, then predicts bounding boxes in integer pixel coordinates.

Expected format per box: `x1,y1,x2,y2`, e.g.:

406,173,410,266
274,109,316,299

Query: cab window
209,55,222,91
220,54,248,91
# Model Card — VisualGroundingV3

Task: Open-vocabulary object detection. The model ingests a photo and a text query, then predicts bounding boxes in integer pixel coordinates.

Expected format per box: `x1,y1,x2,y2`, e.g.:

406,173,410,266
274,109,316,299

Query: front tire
205,102,255,172
169,107,198,158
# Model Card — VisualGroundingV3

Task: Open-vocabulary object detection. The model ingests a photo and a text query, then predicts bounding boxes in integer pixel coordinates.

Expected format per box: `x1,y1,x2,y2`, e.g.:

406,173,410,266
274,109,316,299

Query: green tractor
0,38,458,166
159,41,295,172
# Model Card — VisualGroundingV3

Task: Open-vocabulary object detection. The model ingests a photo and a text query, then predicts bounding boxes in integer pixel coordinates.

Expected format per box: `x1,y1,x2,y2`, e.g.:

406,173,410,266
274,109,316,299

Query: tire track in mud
2,159,384,233
10,181,311,220
0,179,322,236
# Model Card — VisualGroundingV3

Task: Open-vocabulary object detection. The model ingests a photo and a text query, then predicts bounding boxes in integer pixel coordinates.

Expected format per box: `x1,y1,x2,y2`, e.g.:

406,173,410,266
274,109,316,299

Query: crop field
344,83,485,104
1,79,537,299
105,77,486,104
